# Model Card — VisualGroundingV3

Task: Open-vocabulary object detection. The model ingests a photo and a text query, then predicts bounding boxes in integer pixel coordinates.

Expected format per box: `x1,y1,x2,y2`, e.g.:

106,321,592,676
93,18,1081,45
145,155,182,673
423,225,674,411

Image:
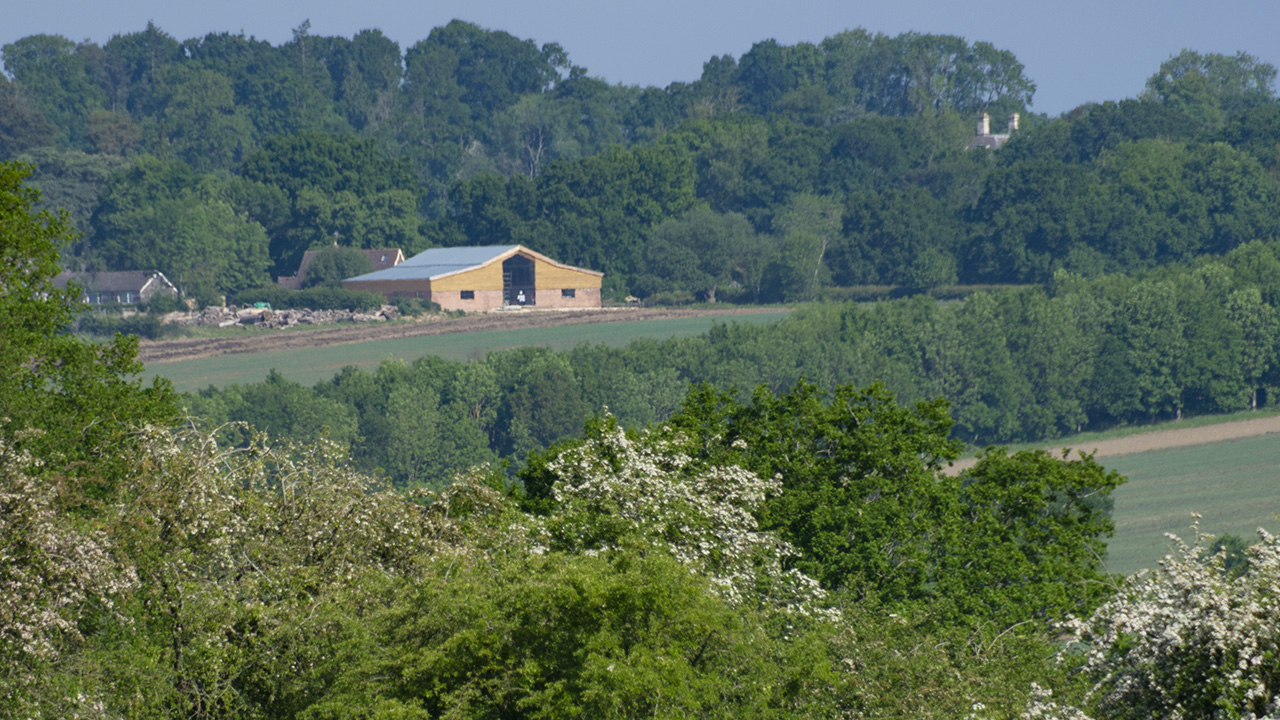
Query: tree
662,380,1122,628
1144,49,1277,131
1229,286,1280,409
666,382,962,602
736,39,824,114
845,32,1034,118
838,186,959,287
85,109,141,156
100,22,184,116
944,448,1123,624
772,192,841,301
525,144,699,293
492,349,589,458
0,432,137,711
1115,279,1186,420
310,546,835,719
421,20,567,120
16,146,131,245
92,159,272,302
0,161,175,474
1039,526,1280,719
150,64,255,171
0,76,55,159
492,93,570,178
640,207,761,302
301,244,373,288
238,131,423,275
1,34,106,149
333,29,402,131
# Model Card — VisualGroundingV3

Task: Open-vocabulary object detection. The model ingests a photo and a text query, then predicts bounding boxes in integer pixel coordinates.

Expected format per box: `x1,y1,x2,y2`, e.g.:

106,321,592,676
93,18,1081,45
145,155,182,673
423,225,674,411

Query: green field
143,313,790,392
1105,433,1280,575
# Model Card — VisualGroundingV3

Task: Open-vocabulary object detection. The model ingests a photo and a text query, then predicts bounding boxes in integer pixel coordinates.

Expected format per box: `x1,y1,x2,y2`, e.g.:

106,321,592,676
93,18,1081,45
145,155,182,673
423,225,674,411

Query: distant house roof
967,112,1019,150
279,247,404,288
345,245,603,283
356,248,405,272
54,270,177,294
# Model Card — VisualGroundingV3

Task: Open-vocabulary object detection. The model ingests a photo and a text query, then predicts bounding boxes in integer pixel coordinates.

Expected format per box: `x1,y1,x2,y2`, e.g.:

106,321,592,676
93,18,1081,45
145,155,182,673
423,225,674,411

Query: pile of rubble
164,305,402,329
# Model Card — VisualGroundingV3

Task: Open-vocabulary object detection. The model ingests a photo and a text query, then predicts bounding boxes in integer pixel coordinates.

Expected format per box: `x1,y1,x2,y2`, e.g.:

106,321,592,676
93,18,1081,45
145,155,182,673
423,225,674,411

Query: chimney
1007,113,1020,133
977,112,990,135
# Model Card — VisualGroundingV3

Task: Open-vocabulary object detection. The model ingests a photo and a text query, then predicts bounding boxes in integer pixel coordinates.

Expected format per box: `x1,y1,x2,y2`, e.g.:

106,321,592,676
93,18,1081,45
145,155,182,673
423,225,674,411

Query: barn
341,245,603,311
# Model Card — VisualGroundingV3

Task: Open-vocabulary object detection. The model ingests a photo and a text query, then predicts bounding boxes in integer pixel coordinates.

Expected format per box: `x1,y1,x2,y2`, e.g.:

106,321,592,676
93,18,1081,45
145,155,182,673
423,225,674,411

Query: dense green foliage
7,156,1279,719
300,244,374,288
0,161,175,476
187,237,1280,488
0,184,1102,713
6,20,1275,302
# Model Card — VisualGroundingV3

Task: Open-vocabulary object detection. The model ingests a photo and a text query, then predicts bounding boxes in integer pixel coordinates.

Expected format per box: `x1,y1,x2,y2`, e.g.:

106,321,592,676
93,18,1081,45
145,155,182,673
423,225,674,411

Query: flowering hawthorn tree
0,431,136,710
1024,525,1280,720
541,415,834,619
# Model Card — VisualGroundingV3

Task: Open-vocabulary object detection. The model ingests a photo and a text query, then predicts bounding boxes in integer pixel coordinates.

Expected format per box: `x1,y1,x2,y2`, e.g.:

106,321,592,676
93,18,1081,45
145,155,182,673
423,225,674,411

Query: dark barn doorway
503,254,536,306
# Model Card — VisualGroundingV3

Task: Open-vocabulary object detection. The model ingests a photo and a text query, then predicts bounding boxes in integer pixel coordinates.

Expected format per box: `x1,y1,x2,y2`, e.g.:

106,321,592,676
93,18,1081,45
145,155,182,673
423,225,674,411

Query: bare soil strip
137,306,788,365
946,414,1280,474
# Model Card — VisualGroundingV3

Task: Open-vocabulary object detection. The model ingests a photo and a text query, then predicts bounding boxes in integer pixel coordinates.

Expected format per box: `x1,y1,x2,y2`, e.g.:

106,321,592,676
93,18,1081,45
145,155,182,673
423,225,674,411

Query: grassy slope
144,313,789,392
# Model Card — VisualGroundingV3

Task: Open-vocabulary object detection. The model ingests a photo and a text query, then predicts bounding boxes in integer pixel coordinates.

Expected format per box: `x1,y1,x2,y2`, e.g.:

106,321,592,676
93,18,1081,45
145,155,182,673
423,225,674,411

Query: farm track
137,306,788,365
946,414,1280,475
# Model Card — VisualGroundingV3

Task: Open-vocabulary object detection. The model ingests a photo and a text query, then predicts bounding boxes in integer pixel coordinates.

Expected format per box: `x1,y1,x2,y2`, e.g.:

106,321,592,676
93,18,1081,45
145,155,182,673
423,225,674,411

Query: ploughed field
138,306,787,365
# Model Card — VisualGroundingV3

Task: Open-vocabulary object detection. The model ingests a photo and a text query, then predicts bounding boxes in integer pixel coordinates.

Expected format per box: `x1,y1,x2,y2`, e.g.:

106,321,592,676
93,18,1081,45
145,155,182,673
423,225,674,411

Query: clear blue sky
6,0,1279,117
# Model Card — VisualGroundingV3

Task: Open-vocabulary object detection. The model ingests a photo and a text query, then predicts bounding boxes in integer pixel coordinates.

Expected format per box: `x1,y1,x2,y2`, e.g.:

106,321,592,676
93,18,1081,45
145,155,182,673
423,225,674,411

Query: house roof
967,134,1011,150
288,247,403,279
344,245,603,283
361,248,405,271
55,270,176,293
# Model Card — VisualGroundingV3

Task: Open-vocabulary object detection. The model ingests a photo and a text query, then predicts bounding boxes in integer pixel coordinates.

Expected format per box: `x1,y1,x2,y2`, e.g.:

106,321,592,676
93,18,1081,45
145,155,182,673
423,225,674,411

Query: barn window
460,290,475,299
561,288,576,298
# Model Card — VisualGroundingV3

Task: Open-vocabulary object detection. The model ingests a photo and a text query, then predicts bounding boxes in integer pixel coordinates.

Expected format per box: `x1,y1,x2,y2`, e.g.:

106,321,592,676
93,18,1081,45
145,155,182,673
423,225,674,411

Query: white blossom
542,419,837,620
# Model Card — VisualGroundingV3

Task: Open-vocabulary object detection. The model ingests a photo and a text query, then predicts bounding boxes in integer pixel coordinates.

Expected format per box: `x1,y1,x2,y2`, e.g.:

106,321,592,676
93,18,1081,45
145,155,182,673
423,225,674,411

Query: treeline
0,22,1032,177
189,237,1280,487
5,21,1278,303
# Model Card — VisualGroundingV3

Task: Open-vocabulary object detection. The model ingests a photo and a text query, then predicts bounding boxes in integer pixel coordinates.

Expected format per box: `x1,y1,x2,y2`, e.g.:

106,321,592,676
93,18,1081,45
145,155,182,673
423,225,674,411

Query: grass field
1104,433,1280,575
143,312,789,392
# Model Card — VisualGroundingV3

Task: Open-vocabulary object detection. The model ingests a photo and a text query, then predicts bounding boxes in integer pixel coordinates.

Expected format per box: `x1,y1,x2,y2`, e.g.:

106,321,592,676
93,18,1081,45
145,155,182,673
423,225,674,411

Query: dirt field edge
945,415,1280,474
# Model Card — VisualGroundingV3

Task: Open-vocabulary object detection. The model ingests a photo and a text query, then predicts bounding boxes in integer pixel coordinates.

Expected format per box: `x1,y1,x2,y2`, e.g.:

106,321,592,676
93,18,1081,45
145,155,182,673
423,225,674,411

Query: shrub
643,289,697,306
227,285,384,311
388,295,440,317
139,293,185,314
76,312,183,340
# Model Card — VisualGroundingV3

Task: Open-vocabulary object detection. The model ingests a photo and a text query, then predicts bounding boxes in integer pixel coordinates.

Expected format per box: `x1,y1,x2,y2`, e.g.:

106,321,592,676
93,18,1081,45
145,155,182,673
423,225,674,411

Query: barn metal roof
345,245,607,283
343,245,520,283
